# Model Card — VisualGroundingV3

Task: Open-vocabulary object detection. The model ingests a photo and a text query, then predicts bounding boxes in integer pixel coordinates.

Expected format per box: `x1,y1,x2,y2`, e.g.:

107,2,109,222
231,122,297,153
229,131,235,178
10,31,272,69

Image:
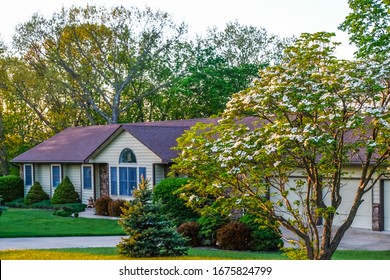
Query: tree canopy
171,32,390,260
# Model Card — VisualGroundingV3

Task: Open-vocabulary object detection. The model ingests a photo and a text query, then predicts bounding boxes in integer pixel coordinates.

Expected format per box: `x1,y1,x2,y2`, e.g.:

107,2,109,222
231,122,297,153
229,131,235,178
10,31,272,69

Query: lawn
0,208,124,237
1,247,389,260
1,208,390,260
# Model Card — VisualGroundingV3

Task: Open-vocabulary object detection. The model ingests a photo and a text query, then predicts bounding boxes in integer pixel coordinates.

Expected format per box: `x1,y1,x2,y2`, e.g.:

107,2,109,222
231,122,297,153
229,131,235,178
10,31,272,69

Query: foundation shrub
108,199,127,217
0,175,24,202
216,221,252,251
95,195,112,216
24,181,49,205
51,176,80,204
177,221,202,247
239,214,283,251
153,178,199,225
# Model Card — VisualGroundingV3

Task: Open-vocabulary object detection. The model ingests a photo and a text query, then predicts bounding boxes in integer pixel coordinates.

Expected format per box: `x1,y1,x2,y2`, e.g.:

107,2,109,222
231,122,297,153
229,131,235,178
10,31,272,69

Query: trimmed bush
108,199,127,217
51,176,80,204
239,214,283,251
216,222,252,251
0,175,24,202
24,181,49,205
177,221,202,247
95,195,112,216
154,177,199,225
197,213,228,246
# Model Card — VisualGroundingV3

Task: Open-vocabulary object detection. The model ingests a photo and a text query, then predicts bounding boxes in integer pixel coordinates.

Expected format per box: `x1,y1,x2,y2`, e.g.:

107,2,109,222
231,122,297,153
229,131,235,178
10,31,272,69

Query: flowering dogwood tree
171,32,390,259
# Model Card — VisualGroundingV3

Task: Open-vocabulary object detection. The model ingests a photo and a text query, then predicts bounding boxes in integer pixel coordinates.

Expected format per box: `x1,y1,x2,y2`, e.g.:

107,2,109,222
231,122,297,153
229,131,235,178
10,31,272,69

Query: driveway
0,227,390,251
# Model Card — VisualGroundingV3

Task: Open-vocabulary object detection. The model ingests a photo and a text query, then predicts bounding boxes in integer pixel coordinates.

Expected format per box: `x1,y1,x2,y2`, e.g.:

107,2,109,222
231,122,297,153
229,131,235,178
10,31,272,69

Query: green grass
0,208,124,237
1,247,389,260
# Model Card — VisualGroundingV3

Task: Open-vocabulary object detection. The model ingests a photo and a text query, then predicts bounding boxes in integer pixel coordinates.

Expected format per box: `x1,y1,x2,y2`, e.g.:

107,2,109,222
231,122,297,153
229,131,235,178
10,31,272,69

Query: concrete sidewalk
0,236,124,250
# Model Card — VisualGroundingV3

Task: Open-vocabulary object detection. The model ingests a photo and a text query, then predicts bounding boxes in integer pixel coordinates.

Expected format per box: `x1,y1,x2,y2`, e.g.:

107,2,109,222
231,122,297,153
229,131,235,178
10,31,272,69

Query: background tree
171,32,390,260
13,5,189,124
339,0,389,60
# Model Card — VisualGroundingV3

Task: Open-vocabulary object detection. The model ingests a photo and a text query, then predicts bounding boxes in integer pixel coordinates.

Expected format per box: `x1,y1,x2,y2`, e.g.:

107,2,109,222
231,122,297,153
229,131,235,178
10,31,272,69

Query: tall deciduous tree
13,5,189,124
171,32,390,260
339,0,390,60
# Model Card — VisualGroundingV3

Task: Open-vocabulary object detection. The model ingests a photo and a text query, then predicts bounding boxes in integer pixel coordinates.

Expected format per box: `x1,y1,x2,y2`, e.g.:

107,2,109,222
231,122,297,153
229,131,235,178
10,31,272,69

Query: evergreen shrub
0,175,24,202
24,181,49,205
197,213,228,245
51,176,80,204
118,179,188,258
153,177,199,225
215,221,252,251
239,214,283,251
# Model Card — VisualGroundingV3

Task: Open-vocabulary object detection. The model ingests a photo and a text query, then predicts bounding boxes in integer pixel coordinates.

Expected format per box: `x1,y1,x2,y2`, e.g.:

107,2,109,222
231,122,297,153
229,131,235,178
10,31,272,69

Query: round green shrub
95,195,112,216
239,214,283,251
216,221,252,251
0,175,24,202
197,213,228,245
154,177,199,225
24,181,49,205
51,176,80,204
177,221,202,247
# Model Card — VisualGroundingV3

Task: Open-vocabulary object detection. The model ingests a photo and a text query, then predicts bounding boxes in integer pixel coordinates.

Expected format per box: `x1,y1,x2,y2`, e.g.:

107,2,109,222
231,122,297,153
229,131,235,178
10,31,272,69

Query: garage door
324,179,372,229
384,181,390,231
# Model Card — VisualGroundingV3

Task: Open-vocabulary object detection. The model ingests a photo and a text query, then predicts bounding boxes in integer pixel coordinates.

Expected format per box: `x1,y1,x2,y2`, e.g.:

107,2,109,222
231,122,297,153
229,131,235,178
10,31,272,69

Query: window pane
139,167,146,182
110,167,117,195
119,167,128,195
128,167,137,194
119,148,137,163
52,166,61,188
83,166,92,189
25,165,33,186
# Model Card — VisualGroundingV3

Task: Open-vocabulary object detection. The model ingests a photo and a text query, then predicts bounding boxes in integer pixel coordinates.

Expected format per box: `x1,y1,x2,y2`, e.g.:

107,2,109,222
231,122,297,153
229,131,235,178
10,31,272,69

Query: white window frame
24,164,34,187
51,164,62,188
81,164,94,190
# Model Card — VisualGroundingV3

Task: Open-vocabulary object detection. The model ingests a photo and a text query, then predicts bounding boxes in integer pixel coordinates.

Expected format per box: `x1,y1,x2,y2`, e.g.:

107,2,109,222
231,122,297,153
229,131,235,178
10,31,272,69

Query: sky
0,0,356,59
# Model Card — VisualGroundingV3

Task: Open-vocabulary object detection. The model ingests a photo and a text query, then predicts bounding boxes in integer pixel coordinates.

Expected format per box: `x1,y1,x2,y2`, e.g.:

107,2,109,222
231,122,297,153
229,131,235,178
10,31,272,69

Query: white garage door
324,179,372,229
384,181,390,231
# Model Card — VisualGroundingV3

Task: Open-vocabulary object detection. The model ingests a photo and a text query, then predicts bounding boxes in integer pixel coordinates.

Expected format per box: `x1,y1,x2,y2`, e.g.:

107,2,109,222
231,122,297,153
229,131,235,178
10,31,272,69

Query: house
11,118,220,205
11,118,390,232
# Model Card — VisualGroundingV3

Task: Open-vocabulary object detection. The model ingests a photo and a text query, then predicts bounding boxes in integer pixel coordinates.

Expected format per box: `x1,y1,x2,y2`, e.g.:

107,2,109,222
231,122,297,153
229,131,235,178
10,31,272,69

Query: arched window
119,148,137,163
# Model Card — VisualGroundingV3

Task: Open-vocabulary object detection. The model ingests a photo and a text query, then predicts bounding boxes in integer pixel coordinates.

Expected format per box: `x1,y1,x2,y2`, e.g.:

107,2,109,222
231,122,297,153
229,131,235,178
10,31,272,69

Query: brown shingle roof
11,124,121,163
11,118,257,164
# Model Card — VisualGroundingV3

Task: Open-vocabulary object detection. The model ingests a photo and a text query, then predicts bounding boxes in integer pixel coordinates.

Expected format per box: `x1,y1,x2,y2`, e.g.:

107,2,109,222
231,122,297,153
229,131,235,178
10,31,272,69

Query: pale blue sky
0,0,356,59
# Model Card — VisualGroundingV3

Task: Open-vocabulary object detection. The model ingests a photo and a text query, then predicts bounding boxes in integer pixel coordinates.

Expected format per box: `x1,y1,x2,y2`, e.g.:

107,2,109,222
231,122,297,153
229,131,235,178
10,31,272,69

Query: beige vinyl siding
90,131,162,198
63,164,82,195
154,164,166,186
34,164,51,197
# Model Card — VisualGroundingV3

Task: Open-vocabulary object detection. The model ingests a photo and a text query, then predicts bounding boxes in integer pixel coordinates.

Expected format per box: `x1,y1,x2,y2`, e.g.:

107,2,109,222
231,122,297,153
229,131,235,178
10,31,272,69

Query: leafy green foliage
24,181,49,205
153,177,199,225
171,32,390,259
339,0,390,60
0,196,7,216
51,176,80,204
216,222,252,251
0,175,24,202
197,213,228,246
117,179,188,258
239,214,283,251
